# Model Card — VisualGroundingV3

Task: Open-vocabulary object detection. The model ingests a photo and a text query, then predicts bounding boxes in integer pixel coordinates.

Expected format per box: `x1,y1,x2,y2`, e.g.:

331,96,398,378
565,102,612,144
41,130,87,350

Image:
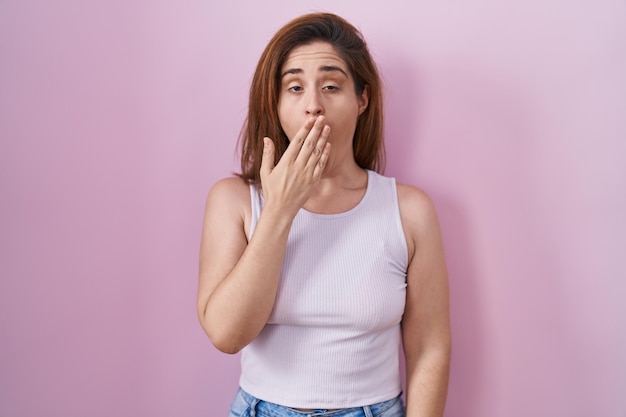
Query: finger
305,124,330,171
296,116,326,164
312,142,331,179
282,116,317,160
260,137,275,178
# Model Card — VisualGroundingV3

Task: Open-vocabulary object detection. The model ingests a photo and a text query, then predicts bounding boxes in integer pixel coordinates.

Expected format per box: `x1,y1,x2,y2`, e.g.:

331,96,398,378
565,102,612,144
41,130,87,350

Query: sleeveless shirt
240,170,408,409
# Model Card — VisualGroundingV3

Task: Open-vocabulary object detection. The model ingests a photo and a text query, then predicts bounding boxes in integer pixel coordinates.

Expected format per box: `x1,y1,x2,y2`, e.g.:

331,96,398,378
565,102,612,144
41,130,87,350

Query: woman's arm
197,116,331,354
398,184,451,417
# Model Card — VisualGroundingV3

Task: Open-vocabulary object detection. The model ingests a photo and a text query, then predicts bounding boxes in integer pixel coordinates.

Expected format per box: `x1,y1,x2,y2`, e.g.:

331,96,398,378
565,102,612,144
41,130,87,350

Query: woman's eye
288,86,303,92
323,85,339,91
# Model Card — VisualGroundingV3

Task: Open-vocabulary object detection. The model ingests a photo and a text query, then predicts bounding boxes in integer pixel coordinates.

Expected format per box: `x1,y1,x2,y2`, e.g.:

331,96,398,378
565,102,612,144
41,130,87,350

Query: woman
198,12,450,417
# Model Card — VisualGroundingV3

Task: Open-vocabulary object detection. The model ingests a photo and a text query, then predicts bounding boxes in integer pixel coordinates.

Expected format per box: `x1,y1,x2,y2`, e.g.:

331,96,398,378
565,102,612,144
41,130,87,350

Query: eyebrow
281,65,348,79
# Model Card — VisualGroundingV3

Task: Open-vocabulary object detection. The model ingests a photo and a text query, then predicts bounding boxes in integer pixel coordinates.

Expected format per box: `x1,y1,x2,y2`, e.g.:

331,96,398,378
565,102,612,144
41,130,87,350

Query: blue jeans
228,387,406,417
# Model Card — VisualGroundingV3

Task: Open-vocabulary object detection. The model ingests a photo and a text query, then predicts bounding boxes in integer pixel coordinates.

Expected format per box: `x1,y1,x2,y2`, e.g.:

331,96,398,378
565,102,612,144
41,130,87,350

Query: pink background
1,1,625,416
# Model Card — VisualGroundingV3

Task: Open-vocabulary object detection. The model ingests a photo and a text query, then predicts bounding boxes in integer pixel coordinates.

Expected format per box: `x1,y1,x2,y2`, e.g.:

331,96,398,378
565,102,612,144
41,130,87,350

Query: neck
304,162,368,214
316,160,366,194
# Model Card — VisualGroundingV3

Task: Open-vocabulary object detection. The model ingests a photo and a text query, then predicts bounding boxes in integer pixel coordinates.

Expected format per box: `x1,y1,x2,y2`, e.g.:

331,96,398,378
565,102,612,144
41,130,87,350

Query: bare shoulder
204,176,252,234
207,176,250,202
207,175,249,200
396,183,439,226
396,183,443,262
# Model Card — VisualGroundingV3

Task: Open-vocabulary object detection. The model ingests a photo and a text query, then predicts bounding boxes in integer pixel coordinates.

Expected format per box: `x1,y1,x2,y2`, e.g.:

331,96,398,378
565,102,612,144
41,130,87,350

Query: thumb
260,137,275,177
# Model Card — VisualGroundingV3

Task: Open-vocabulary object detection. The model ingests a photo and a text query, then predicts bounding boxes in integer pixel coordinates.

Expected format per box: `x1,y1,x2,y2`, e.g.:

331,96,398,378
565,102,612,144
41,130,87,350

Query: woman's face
277,42,368,158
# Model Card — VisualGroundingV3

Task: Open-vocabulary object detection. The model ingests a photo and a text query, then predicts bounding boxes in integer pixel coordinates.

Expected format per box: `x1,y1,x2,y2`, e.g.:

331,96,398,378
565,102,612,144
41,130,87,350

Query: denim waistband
231,387,405,417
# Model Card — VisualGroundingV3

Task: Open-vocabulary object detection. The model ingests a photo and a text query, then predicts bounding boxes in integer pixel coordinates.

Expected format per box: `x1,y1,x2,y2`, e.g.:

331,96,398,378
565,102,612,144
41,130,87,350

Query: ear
357,84,369,115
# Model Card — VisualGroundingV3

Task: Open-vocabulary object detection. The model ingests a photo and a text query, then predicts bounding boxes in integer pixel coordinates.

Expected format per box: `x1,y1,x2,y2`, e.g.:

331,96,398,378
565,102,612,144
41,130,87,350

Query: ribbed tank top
240,170,408,409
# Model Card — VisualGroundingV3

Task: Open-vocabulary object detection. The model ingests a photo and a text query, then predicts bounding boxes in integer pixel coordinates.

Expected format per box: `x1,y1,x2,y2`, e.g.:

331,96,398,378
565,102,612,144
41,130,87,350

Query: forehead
282,42,348,71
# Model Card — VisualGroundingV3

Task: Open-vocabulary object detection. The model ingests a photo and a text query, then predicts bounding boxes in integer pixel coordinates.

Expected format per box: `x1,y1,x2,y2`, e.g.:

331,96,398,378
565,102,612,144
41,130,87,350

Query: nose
305,90,324,116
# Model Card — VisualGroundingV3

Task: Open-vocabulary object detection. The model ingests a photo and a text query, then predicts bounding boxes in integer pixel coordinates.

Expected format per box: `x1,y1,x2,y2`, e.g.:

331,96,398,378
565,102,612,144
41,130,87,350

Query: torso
238,172,417,263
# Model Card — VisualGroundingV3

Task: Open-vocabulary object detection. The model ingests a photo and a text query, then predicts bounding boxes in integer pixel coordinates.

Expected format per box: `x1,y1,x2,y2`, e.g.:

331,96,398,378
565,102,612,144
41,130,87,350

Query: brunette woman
198,12,450,417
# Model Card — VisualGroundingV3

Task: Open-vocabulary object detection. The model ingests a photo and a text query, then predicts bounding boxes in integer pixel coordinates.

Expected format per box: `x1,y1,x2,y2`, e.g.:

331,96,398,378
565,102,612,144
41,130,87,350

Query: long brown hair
237,13,384,185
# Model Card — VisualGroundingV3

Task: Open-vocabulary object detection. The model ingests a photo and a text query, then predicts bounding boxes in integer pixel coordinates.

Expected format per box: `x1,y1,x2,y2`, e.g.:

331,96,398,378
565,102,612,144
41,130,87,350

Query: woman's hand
260,115,331,216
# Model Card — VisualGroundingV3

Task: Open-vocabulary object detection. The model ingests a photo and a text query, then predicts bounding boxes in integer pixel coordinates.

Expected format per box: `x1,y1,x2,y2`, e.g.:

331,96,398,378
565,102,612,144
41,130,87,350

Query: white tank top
240,170,408,409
